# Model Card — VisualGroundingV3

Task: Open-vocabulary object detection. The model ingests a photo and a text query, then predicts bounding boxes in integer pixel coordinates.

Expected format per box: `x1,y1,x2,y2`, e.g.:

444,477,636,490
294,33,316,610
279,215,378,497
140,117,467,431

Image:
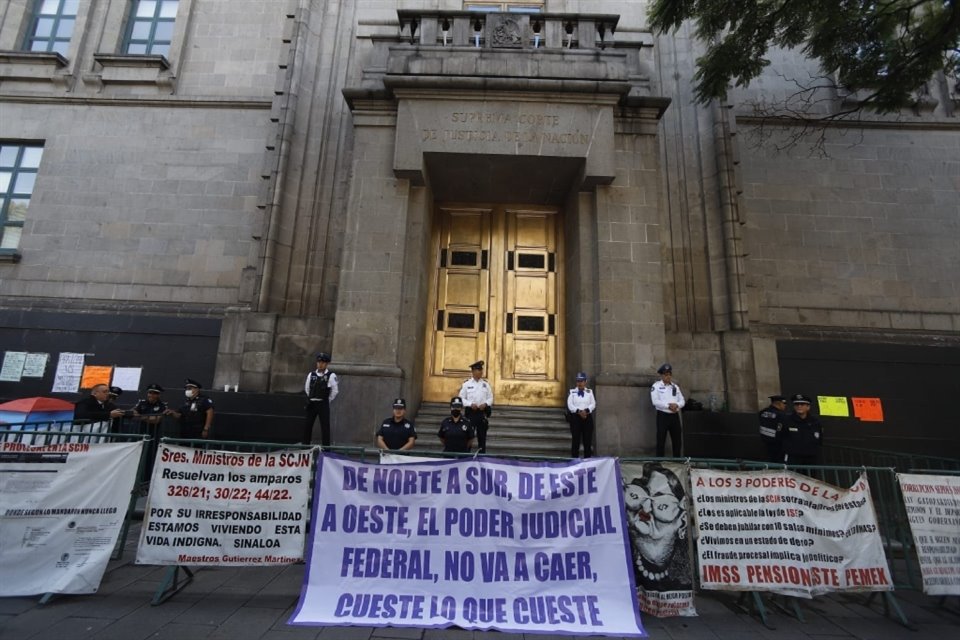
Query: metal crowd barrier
823,444,960,473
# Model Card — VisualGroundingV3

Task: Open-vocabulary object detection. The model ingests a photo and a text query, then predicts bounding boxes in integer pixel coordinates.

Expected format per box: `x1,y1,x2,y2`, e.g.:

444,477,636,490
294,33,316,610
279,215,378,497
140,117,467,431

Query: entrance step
410,402,572,458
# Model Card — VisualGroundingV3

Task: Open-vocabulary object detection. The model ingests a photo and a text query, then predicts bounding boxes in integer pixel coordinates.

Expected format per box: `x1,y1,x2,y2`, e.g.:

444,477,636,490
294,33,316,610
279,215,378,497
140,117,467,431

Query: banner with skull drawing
621,461,696,617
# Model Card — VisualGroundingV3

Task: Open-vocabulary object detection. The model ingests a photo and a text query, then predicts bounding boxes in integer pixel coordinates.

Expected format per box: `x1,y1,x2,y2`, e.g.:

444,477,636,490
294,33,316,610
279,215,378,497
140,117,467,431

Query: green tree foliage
649,0,960,112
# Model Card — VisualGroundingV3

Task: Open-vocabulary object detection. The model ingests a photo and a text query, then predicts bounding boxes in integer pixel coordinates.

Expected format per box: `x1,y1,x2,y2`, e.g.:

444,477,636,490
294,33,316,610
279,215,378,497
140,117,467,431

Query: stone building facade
1,1,957,455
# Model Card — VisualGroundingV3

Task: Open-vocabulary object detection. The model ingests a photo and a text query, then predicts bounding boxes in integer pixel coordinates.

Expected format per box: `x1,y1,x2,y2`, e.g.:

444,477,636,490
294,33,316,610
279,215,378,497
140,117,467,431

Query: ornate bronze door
422,204,564,407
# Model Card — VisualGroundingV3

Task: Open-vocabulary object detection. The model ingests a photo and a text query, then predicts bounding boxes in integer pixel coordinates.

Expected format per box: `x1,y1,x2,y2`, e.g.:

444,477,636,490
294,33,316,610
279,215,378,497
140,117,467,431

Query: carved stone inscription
419,108,591,148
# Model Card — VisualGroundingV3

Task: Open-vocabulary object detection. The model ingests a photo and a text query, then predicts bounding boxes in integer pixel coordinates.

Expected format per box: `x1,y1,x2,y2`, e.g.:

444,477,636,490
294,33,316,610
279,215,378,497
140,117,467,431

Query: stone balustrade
395,10,619,51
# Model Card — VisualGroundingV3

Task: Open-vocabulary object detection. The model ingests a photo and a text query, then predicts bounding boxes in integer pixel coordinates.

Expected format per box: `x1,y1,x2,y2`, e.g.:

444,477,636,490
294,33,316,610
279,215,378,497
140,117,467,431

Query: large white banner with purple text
691,470,891,598
290,454,646,636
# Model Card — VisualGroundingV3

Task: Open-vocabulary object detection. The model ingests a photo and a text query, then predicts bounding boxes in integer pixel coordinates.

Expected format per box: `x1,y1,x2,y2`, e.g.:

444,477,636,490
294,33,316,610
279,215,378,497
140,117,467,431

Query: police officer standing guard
458,361,493,453
567,372,596,458
438,397,475,454
303,352,339,446
165,379,214,439
376,398,417,451
650,363,685,457
781,394,823,466
758,394,787,462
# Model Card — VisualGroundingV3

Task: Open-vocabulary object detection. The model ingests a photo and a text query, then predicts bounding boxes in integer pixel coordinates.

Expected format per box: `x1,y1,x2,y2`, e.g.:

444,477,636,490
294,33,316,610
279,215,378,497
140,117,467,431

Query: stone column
329,99,408,444
594,107,668,456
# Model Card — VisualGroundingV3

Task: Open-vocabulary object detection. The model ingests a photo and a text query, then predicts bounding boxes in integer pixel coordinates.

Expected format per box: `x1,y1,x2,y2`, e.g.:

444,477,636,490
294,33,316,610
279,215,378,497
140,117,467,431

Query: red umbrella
0,397,76,425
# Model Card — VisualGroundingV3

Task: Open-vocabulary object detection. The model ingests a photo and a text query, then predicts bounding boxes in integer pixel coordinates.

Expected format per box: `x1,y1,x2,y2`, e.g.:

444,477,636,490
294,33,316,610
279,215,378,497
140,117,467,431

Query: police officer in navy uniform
781,394,823,466
438,397,476,454
567,372,596,458
758,394,787,462
133,383,168,426
458,361,493,453
303,352,339,446
376,398,417,450
165,379,214,440
650,363,685,457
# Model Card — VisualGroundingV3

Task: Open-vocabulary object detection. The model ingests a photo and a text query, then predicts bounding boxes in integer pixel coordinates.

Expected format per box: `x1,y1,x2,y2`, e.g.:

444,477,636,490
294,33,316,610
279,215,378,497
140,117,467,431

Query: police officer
650,363,685,457
567,372,596,458
376,398,417,450
781,394,823,466
303,352,339,446
438,397,475,454
133,383,168,426
458,360,493,453
132,383,168,478
165,379,214,440
758,394,787,462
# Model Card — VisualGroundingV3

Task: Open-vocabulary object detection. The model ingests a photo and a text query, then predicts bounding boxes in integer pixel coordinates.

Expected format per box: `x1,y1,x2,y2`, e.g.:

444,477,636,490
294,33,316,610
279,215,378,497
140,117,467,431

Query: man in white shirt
303,352,339,445
650,363,685,457
567,371,596,458
458,360,493,453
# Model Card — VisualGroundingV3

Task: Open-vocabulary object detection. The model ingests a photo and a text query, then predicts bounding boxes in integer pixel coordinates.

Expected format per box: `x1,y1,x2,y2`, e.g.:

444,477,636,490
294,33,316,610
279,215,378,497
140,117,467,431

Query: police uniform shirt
377,418,417,450
458,377,493,409
567,387,596,414
304,368,339,402
650,380,685,413
134,398,168,417
438,416,475,453
177,394,214,427
781,412,823,457
758,405,784,441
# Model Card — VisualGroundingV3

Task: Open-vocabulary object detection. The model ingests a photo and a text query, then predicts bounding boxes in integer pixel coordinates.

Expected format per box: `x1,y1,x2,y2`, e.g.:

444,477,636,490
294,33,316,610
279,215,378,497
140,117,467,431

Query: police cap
146,383,164,394
575,371,588,381
392,398,406,409
769,394,786,403
316,352,331,362
469,361,484,370
791,393,812,405
657,363,673,375
108,386,123,397
184,378,202,389
450,396,464,409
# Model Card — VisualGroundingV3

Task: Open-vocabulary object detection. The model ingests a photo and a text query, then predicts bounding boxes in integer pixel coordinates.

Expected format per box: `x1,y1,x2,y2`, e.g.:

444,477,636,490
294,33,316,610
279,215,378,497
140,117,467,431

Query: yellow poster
817,395,849,417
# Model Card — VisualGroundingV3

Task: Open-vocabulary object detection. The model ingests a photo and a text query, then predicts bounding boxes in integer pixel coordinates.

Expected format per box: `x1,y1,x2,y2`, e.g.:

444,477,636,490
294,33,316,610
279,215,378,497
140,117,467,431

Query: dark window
517,253,545,269
450,251,478,267
447,313,476,329
517,316,544,332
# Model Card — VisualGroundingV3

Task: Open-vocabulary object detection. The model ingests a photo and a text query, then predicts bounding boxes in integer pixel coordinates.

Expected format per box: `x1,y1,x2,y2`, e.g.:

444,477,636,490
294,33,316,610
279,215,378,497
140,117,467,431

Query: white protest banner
22,352,49,378
136,444,316,566
897,473,960,595
621,461,697,617
289,455,646,636
0,440,143,596
51,352,84,393
691,470,892,598
0,351,27,381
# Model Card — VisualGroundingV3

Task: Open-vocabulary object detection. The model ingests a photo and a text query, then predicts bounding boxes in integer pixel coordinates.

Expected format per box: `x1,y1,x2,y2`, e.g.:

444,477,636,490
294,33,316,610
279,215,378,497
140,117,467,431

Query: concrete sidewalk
1,525,957,640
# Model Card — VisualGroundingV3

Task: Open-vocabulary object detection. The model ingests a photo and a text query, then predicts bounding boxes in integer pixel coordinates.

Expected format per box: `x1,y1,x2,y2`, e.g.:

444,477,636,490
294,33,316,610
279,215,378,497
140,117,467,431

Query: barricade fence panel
0,428,151,565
